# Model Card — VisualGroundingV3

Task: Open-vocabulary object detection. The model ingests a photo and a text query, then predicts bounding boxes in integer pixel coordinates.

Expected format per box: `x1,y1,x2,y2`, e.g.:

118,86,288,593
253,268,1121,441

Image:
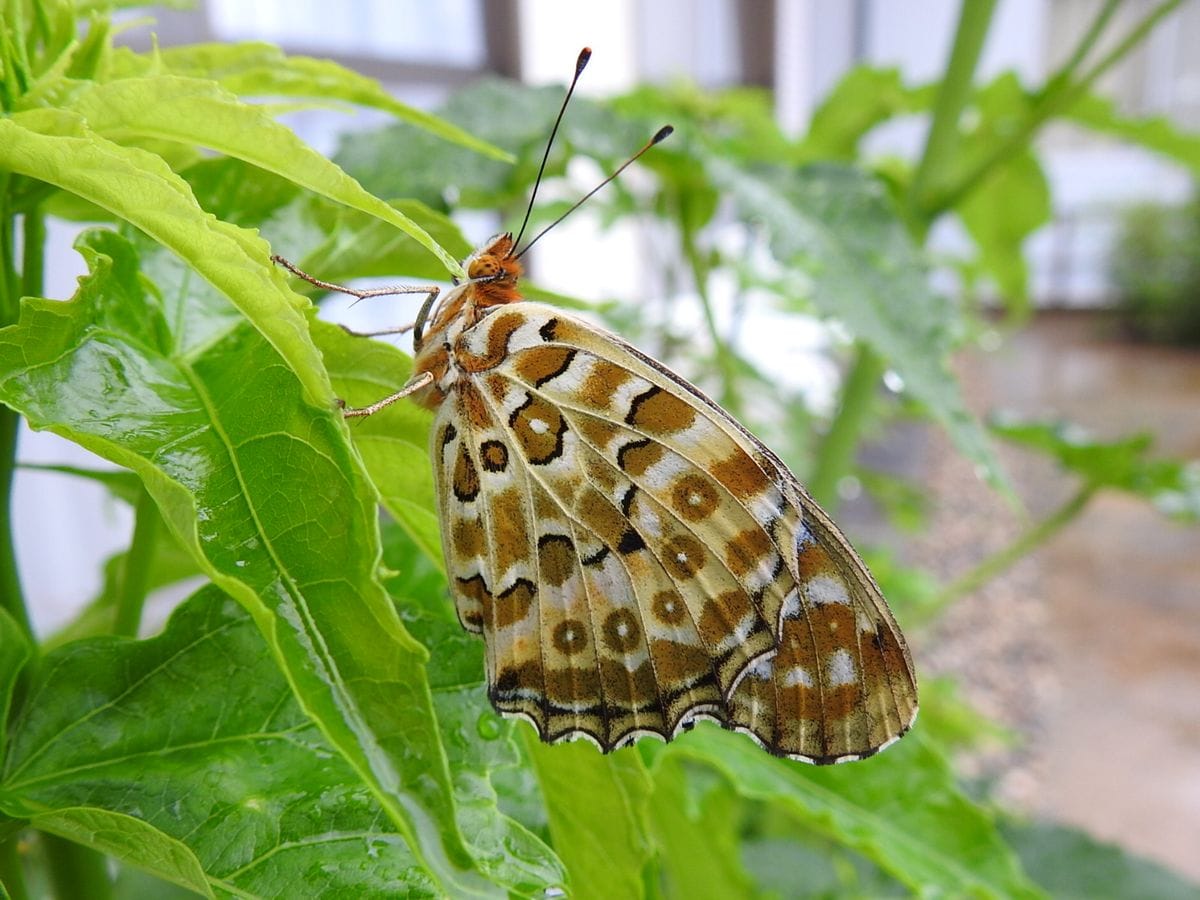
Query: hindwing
435,302,917,761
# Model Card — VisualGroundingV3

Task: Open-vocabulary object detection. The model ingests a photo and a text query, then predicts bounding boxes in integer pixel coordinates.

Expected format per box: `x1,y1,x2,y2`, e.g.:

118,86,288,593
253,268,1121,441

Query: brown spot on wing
709,451,772,501
492,487,530,574
670,473,720,521
626,386,696,434
617,438,665,476
551,619,589,655
452,446,480,502
493,578,535,628
581,359,633,409
480,440,509,472
662,534,706,580
516,346,577,387
724,527,775,577
601,609,642,653
537,534,577,587
509,393,566,465
451,517,485,559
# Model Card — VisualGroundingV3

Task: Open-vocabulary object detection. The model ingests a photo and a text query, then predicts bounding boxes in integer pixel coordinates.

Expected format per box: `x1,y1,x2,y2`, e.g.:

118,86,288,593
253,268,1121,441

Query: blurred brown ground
906,311,1200,883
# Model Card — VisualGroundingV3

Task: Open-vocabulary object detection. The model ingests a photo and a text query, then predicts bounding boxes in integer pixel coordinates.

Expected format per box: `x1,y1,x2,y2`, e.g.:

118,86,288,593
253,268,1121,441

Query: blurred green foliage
1110,196,1200,344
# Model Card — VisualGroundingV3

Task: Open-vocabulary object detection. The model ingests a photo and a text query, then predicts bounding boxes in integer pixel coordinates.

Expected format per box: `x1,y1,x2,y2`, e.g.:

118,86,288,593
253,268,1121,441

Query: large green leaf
991,416,1200,521
644,758,754,898
0,587,437,897
0,231,488,893
316,320,442,567
665,726,1044,898
1,569,565,897
709,159,1008,493
800,66,930,162
151,42,511,163
955,74,1052,311
1066,92,1200,174
1001,818,1200,899
61,75,462,276
526,740,654,900
0,109,329,405
30,809,212,899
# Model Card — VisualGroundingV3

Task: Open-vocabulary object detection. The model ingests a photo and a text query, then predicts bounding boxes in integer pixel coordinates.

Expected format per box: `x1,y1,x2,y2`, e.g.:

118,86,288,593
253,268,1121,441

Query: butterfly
276,49,917,764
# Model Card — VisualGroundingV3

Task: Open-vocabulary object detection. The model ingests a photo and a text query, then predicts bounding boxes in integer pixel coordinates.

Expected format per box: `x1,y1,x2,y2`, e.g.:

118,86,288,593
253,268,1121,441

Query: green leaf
710,159,1009,494
645,758,754,898
957,148,1050,312
152,42,512,163
667,726,1045,898
31,809,212,899
61,75,463,276
1066,92,1200,174
0,231,487,893
0,588,438,897
801,67,929,162
526,740,654,900
300,198,473,284
1002,818,1200,900
991,415,1200,521
315,320,442,567
0,108,329,405
955,75,1052,311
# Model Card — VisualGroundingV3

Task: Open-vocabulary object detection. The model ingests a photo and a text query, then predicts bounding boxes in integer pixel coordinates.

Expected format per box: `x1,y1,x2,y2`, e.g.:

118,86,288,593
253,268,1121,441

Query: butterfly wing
437,301,917,760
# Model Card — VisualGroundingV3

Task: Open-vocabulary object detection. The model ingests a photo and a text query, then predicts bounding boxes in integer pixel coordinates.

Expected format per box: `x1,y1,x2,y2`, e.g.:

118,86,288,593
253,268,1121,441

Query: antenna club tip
577,47,592,71
652,125,674,144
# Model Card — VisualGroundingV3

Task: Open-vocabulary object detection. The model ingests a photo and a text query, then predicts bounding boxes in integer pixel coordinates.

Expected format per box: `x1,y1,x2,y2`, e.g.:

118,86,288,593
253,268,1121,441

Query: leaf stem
906,0,999,229
926,0,1184,217
931,484,1096,612
1056,0,1121,82
42,834,113,900
806,345,884,510
0,406,29,639
113,489,159,638
0,187,31,640
812,2,998,515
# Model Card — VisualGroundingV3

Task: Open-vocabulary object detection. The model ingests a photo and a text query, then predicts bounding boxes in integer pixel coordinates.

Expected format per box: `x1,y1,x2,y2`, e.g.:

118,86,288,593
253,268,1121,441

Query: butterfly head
465,232,524,306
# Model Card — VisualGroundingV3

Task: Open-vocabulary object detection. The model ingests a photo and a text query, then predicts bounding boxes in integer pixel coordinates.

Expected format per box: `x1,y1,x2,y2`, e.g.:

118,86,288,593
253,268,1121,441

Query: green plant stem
812,2,997,517
0,406,29,639
113,489,159,637
21,205,44,297
906,0,999,231
932,484,1096,610
807,346,884,510
1056,0,1121,81
0,189,32,640
42,834,113,900
0,834,30,900
680,224,740,412
927,0,1184,217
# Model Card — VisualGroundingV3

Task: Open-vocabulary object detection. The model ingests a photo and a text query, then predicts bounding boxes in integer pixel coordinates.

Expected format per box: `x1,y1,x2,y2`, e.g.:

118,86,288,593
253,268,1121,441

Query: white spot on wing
529,418,549,435
781,665,814,688
807,574,850,605
826,648,856,686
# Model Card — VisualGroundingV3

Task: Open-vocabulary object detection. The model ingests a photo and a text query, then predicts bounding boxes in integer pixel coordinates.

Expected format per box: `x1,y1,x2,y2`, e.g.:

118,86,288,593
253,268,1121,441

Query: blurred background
13,0,1199,890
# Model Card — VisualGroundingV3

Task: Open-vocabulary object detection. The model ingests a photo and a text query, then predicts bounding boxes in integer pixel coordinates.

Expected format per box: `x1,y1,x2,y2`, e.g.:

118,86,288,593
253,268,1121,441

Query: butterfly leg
271,254,441,306
339,371,435,419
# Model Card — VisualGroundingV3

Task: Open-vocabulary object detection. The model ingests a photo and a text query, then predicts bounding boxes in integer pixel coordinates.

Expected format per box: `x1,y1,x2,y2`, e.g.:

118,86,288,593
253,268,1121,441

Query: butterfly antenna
510,47,592,256
514,124,674,261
